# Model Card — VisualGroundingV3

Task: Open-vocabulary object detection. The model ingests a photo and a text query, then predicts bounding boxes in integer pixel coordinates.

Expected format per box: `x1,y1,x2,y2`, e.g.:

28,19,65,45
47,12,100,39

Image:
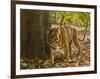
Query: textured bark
21,10,51,59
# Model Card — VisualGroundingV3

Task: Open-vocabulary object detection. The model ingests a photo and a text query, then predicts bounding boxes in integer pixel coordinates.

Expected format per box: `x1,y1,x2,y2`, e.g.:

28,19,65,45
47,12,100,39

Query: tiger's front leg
51,52,55,64
50,48,55,64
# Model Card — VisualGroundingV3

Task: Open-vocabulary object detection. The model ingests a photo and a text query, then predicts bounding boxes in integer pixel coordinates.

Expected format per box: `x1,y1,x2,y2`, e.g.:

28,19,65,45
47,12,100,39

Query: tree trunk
21,10,51,59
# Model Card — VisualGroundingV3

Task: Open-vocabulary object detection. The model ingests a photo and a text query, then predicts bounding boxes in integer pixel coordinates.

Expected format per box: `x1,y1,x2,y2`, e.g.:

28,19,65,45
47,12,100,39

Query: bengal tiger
47,25,81,64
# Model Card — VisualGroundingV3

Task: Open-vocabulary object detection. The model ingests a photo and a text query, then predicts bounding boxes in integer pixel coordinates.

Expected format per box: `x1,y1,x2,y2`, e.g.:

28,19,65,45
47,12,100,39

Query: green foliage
50,11,90,31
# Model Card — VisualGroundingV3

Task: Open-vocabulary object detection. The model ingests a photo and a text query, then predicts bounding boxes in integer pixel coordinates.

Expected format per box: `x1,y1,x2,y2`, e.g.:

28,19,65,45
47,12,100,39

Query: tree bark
21,10,51,59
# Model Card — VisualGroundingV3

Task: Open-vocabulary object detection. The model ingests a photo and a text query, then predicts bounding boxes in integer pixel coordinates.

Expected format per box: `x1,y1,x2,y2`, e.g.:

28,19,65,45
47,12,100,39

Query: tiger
47,25,81,64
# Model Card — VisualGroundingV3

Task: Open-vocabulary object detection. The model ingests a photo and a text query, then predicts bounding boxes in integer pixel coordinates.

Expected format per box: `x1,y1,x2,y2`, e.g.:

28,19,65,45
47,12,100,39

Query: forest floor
21,30,90,69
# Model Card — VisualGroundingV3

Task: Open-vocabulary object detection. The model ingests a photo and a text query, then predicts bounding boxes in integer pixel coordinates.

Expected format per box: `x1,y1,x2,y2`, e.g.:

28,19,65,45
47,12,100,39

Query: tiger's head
47,27,65,57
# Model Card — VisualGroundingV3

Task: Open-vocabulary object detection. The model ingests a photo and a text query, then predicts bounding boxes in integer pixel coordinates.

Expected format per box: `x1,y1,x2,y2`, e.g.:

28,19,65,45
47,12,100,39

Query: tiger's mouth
47,42,66,49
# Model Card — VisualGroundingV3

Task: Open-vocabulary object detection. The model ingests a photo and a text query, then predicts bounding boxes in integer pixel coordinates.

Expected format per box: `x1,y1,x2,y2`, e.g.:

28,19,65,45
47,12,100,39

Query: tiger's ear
47,28,52,35
47,41,52,44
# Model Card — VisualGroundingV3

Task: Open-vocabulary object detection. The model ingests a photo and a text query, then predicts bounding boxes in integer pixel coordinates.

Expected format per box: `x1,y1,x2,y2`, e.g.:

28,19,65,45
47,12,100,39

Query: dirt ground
20,30,90,69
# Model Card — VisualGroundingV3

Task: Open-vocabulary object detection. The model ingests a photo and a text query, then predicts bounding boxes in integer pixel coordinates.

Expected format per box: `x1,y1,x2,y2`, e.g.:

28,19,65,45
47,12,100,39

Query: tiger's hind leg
73,28,81,58
63,44,70,62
